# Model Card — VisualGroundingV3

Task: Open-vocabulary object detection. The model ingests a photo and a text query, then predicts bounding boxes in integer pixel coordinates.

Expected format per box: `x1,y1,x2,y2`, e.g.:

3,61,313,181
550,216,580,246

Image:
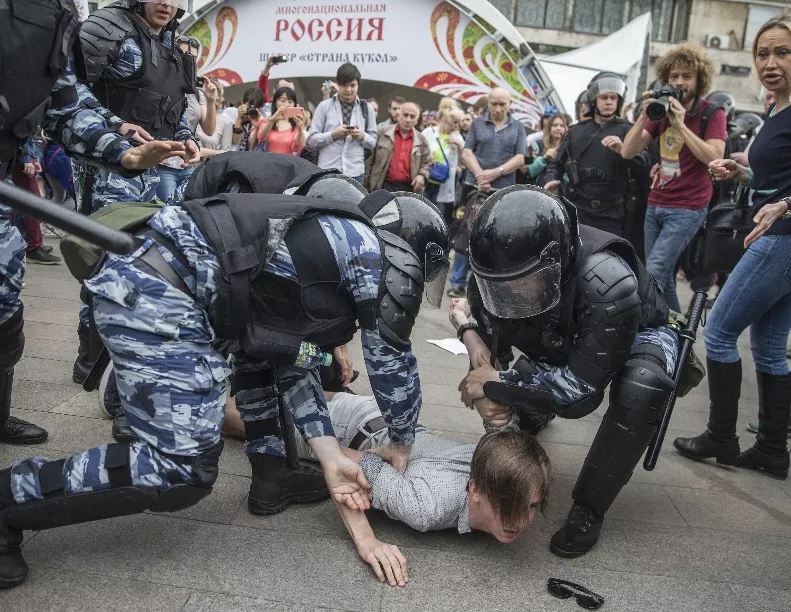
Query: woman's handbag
704,185,755,273
428,136,450,184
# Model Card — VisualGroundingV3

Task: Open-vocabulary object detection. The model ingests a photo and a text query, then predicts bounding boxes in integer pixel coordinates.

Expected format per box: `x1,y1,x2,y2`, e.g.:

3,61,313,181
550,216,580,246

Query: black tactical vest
0,0,80,167
183,194,382,365
568,118,632,199
87,8,195,140
470,224,668,366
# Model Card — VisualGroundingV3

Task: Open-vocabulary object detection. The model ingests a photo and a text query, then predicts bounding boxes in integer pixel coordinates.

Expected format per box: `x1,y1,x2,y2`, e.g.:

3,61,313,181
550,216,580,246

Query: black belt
349,416,387,450
131,229,194,298
576,197,626,210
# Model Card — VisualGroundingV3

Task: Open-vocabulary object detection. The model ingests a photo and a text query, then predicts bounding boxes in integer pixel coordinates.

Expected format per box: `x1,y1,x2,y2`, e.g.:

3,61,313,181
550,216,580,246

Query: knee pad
0,306,24,371
610,352,674,425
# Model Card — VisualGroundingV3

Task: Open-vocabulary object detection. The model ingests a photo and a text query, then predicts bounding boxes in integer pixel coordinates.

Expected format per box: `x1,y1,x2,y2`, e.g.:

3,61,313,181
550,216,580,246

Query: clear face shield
475,242,562,319
139,0,188,8
423,242,450,308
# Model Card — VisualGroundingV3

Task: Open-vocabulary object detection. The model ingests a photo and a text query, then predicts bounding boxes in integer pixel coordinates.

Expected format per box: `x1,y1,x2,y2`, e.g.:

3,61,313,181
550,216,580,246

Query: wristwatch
498,166,505,177
782,197,791,220
457,321,479,343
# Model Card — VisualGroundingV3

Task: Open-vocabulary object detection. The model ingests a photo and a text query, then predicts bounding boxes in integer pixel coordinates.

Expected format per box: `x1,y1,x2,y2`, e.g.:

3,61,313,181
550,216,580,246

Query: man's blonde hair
469,429,552,527
654,43,715,98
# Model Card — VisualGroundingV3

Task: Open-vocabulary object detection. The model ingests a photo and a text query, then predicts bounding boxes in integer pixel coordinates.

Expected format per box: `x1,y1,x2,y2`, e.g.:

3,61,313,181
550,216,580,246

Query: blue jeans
704,234,791,375
450,250,469,289
154,166,193,203
644,205,707,312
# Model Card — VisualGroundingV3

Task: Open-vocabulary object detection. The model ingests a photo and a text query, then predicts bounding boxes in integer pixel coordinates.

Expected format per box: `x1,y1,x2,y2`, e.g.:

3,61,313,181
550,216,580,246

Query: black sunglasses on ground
548,578,605,609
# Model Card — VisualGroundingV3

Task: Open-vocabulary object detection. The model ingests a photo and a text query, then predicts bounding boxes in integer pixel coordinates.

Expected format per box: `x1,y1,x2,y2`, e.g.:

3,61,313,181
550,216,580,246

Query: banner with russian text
186,0,544,126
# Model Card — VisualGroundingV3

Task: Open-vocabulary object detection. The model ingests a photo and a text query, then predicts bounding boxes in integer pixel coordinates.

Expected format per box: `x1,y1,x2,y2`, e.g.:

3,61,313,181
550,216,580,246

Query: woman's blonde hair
438,96,460,120
207,76,224,110
751,13,791,103
439,107,464,135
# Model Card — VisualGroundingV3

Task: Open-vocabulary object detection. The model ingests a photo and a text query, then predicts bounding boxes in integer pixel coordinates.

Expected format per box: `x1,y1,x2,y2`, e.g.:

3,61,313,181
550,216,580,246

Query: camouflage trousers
9,237,334,502
0,207,25,325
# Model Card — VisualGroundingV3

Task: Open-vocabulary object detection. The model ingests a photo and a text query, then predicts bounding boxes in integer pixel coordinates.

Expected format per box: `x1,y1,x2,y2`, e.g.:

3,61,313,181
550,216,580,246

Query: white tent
538,13,653,117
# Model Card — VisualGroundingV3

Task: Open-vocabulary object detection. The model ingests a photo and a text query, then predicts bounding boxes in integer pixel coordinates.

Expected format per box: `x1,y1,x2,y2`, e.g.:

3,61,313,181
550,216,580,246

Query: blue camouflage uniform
8,205,422,502
499,326,679,413
75,34,195,214
0,61,135,327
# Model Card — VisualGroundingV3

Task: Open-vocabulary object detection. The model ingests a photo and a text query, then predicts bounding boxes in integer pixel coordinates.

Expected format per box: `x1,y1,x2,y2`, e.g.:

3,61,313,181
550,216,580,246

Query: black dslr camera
646,85,684,121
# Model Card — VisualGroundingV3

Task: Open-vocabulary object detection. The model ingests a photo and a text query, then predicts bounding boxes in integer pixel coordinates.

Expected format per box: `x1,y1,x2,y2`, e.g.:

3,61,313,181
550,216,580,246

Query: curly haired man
622,43,727,312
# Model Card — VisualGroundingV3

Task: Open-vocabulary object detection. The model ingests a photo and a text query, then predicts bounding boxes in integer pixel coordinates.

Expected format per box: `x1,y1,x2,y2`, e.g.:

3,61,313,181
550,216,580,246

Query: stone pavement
1,236,790,612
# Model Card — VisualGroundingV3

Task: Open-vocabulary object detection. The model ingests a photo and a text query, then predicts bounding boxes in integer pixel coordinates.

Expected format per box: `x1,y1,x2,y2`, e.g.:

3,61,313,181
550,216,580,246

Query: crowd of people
1,0,791,593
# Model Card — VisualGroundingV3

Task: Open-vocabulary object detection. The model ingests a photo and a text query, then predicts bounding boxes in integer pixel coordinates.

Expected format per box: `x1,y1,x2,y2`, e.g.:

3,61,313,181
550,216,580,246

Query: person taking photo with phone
250,87,306,155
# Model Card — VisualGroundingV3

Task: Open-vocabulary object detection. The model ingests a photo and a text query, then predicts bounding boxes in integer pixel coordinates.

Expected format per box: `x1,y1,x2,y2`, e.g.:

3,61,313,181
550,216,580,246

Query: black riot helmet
707,91,737,122
359,191,450,308
126,0,190,20
469,185,578,319
294,173,368,204
731,112,763,140
587,72,627,119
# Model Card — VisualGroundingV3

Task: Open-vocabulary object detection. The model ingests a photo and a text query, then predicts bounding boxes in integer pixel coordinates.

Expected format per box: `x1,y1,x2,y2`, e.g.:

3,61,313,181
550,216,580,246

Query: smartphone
271,54,288,64
195,76,205,88
344,124,357,130
282,107,304,119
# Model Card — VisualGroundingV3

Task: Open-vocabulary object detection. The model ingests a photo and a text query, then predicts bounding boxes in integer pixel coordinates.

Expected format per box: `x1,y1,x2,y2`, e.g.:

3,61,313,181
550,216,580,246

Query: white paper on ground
427,338,468,355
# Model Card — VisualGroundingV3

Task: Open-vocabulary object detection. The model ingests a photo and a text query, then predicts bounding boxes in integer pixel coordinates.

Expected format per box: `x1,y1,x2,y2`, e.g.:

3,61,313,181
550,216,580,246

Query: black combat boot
98,368,124,420
0,369,48,445
72,321,103,385
674,359,741,464
550,503,604,558
736,372,791,480
0,470,27,588
247,453,329,515
111,415,139,443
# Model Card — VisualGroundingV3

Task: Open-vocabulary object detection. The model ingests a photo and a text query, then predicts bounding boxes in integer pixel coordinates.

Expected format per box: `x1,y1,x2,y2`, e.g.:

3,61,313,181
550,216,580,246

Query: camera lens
646,99,669,122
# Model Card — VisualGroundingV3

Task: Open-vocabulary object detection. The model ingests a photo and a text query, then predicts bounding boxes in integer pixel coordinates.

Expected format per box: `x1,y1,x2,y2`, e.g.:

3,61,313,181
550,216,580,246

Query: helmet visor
590,76,626,98
424,242,450,308
476,262,561,319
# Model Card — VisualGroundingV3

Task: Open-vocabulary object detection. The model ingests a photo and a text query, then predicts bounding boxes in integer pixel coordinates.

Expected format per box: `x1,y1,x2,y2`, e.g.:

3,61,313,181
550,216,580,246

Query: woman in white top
422,106,465,222
197,77,235,158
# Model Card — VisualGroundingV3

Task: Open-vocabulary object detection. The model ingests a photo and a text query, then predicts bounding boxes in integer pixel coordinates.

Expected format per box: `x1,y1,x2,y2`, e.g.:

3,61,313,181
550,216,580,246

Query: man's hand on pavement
121,140,186,171
357,537,409,587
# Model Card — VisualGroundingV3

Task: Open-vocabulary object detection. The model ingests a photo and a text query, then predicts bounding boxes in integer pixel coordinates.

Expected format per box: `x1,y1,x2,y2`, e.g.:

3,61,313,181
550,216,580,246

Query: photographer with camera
544,72,650,237
231,88,266,151
622,44,727,313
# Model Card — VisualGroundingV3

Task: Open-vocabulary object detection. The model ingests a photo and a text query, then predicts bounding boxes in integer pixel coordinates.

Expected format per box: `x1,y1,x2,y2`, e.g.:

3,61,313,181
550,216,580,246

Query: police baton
643,291,707,471
0,180,136,255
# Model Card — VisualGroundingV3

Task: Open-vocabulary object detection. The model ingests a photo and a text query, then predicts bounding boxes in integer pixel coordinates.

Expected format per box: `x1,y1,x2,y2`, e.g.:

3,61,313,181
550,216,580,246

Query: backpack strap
699,103,722,140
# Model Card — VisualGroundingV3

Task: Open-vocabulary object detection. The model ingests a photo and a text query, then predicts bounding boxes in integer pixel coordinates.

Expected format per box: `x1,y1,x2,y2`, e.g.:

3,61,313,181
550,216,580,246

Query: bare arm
621,113,653,160
461,148,483,175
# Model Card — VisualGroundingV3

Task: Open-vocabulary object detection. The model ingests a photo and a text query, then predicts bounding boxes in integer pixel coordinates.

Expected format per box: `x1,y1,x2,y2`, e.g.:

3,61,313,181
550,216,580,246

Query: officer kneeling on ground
451,185,679,558
0,163,449,587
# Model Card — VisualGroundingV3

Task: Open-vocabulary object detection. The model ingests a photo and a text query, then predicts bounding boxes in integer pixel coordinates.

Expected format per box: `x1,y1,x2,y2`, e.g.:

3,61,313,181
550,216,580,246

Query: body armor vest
84,8,195,140
182,194,382,366
0,0,80,166
470,224,668,366
568,119,632,199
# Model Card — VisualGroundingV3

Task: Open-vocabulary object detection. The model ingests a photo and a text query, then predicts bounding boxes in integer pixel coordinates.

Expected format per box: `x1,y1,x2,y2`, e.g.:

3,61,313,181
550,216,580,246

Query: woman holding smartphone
251,87,306,155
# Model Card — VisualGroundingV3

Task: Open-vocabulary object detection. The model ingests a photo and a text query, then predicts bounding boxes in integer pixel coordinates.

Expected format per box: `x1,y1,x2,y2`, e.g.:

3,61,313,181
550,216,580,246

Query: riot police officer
72,0,201,386
545,73,650,237
454,185,678,558
0,0,190,449
0,166,449,586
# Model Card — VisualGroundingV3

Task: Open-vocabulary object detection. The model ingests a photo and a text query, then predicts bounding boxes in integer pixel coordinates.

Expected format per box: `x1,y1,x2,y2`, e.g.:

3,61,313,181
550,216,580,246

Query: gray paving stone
10,408,113,454
21,336,78,362
50,390,105,418
731,585,791,612
21,320,76,342
548,475,687,528
0,566,190,612
22,295,81,312
10,378,81,412
23,308,78,326
183,592,349,612
21,514,388,610
663,486,791,537
15,356,76,386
